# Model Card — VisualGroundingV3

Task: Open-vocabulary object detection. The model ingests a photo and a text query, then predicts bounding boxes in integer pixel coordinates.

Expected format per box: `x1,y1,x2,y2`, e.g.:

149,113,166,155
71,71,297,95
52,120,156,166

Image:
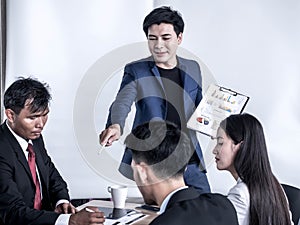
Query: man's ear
177,32,183,45
136,162,150,185
5,109,16,124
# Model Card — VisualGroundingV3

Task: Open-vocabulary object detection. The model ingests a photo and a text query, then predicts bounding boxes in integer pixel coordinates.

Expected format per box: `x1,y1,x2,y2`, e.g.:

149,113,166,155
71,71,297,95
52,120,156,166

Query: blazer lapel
178,60,198,119
2,123,33,179
14,144,33,181
150,62,165,90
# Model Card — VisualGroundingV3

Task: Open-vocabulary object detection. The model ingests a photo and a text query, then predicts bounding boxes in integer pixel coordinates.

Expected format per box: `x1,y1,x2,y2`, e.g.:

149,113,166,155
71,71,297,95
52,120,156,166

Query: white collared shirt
227,178,250,225
6,121,33,160
228,177,294,225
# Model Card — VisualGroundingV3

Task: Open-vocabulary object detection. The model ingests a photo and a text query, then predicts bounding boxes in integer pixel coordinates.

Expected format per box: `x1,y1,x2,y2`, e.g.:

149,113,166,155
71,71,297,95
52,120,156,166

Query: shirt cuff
55,199,70,208
55,214,71,225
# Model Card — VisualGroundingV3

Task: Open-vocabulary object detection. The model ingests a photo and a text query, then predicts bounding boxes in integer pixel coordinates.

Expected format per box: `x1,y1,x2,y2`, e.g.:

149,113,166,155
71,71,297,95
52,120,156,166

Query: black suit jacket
0,122,70,225
150,187,238,225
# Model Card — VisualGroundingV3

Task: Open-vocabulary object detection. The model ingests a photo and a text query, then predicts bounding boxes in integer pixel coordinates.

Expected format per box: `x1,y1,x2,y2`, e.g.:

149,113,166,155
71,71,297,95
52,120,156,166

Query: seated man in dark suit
124,120,238,225
0,77,105,225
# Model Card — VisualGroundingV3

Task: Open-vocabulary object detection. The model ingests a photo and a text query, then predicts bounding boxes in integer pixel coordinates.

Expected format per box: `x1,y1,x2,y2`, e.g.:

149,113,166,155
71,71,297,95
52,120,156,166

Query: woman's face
213,127,239,174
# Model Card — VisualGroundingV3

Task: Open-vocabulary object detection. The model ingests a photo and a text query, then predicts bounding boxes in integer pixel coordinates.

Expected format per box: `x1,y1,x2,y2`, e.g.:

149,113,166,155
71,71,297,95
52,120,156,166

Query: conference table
76,198,158,225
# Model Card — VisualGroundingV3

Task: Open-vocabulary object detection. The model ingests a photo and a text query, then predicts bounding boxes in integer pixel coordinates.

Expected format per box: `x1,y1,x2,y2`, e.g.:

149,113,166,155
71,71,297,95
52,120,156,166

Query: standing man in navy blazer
0,77,105,225
125,121,238,225
100,6,210,194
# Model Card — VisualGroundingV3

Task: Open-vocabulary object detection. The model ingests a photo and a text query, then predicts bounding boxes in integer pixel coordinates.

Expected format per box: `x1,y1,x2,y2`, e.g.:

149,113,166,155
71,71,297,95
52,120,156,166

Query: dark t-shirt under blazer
150,187,239,225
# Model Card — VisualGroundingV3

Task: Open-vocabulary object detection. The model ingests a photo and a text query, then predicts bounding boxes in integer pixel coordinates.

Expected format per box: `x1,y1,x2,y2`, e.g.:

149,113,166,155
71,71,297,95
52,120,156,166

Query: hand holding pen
99,124,121,147
69,207,105,225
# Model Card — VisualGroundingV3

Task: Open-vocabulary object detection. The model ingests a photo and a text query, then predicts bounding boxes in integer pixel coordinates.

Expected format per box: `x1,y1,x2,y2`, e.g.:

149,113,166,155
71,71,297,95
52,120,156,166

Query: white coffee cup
107,185,128,209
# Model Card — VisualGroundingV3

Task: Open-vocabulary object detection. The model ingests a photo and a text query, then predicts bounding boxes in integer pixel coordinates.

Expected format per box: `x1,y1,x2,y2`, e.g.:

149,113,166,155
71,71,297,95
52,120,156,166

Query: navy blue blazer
106,56,206,178
0,122,70,225
149,187,239,225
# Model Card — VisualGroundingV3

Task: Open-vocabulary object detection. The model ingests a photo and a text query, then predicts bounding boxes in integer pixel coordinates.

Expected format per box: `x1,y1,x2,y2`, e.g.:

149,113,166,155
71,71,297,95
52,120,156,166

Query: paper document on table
187,84,249,138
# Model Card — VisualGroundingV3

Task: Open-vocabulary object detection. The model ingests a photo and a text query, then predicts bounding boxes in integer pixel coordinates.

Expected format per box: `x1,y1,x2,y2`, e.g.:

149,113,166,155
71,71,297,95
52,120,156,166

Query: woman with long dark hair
213,113,293,225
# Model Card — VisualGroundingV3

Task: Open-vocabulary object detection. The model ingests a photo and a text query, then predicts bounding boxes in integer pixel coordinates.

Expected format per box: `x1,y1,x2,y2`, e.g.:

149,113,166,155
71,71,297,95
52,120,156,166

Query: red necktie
27,143,42,210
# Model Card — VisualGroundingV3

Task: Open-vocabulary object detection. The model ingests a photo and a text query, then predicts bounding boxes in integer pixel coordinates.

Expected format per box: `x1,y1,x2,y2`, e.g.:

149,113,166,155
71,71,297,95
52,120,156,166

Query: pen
98,144,106,155
85,207,95,212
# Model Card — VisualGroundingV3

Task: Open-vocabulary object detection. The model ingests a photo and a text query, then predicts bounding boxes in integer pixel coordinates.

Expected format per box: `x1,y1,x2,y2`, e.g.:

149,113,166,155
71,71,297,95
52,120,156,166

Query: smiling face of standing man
147,23,182,69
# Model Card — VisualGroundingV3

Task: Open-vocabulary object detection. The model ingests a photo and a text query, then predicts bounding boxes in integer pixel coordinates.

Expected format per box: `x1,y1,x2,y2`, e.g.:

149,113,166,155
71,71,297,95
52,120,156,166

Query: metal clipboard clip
219,86,238,96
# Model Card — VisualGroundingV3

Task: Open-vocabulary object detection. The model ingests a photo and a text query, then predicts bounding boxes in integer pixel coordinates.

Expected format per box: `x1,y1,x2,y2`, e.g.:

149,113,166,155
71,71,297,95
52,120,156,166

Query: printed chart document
187,84,249,138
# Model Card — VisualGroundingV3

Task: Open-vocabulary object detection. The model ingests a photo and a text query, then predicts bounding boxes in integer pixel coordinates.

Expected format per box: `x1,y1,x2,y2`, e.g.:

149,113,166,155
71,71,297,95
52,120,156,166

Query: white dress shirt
227,178,250,225
227,177,294,225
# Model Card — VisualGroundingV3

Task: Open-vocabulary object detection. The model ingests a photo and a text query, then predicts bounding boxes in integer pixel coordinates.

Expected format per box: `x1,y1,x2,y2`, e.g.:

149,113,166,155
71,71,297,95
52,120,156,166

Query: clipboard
187,84,250,138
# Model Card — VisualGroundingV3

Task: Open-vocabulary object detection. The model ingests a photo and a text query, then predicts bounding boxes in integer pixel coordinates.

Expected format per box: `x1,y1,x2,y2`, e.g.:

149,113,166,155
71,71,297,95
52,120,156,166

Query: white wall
6,0,300,199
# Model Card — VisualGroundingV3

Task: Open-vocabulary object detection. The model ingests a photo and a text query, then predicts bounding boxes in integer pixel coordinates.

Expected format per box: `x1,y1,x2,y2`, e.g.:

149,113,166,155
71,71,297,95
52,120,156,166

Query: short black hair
125,120,193,179
143,6,184,37
4,77,51,114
